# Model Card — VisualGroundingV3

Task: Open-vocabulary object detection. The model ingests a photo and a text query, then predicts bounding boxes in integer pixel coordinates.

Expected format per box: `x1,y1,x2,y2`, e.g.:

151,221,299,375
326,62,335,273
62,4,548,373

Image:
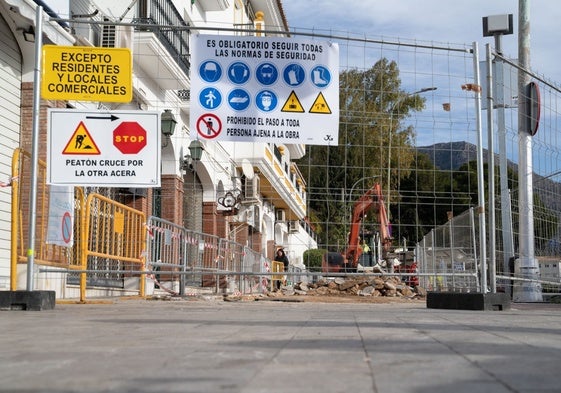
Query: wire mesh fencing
146,216,271,295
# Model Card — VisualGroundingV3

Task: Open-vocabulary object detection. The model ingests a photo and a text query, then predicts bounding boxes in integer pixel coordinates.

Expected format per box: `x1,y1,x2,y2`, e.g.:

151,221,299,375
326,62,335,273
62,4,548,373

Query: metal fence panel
146,216,270,295
417,208,479,292
79,193,146,301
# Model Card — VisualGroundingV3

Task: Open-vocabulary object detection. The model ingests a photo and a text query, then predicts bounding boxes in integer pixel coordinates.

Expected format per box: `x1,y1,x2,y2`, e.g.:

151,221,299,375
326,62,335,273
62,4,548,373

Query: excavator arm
322,182,393,273
345,183,392,268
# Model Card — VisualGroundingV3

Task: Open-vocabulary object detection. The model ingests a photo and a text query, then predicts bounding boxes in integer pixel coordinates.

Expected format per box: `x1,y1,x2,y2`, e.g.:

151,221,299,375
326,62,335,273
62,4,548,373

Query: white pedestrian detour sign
47,109,161,187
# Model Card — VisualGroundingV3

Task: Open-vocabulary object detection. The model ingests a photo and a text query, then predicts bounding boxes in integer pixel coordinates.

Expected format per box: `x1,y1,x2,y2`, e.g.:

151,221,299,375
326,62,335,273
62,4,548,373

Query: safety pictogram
196,113,222,139
309,92,332,114
113,122,147,154
281,91,305,113
61,212,72,244
62,121,100,154
283,64,305,87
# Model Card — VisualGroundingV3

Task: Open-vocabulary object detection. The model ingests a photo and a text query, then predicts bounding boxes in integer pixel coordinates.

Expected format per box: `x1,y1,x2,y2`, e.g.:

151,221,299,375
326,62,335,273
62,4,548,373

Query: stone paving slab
0,297,560,393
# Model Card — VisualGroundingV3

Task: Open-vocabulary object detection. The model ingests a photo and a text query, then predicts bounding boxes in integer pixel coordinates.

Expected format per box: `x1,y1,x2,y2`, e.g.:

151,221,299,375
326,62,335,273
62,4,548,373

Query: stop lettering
113,122,147,154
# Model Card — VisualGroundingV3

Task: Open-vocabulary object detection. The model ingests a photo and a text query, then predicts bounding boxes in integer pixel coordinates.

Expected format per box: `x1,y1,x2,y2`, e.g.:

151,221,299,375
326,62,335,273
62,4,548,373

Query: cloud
282,0,561,82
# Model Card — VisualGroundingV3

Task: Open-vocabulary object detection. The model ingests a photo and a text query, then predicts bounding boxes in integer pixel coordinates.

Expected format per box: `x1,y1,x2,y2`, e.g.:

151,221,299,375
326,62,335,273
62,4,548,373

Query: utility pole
515,0,542,302
482,13,514,293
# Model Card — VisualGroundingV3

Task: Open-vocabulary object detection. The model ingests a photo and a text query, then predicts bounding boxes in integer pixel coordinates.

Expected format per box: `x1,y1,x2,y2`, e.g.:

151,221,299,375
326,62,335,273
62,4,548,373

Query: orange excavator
322,183,393,273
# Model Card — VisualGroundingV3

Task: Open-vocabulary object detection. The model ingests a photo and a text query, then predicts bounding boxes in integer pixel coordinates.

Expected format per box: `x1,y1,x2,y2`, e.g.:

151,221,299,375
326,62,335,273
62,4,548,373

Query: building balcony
131,0,190,91
233,142,307,220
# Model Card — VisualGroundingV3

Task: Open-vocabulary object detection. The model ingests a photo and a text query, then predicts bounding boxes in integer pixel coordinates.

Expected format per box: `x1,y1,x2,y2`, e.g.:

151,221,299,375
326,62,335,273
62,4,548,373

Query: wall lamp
218,190,241,208
188,139,204,161
161,109,177,137
181,140,205,171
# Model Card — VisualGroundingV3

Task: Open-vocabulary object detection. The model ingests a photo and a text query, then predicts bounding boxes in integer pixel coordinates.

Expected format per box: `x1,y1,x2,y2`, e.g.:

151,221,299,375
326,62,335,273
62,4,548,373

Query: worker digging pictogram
62,121,100,155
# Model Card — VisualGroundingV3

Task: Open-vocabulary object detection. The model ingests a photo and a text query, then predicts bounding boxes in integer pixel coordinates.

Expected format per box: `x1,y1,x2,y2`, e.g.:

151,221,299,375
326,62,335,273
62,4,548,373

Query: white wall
0,14,22,288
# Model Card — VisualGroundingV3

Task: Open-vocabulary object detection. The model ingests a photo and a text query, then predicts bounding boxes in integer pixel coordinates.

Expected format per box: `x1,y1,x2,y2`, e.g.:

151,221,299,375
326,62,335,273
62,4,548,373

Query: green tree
303,248,327,272
452,160,558,250
298,59,427,251
394,152,465,243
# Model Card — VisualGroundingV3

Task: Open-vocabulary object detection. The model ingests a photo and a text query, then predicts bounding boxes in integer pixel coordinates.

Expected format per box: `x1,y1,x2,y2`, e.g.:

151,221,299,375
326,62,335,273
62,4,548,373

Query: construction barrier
145,216,270,295
145,216,220,295
11,148,146,301
416,207,480,292
11,148,270,301
271,261,285,291
79,193,146,301
10,148,84,290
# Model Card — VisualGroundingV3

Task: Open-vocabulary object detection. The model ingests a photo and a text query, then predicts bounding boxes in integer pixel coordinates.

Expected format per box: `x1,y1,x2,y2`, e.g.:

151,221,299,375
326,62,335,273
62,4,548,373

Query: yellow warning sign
309,92,332,114
281,91,305,113
62,121,101,155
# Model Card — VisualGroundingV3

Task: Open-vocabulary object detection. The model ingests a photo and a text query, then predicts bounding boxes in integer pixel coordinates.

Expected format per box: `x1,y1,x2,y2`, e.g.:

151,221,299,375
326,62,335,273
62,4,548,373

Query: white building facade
0,0,317,291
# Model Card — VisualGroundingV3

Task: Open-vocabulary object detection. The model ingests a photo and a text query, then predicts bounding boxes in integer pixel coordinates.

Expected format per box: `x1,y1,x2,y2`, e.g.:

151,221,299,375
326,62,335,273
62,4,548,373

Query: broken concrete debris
271,276,426,299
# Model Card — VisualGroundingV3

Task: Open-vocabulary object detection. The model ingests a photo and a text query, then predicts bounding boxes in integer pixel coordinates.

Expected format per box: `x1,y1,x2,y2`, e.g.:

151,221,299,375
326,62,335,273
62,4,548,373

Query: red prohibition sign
197,113,222,139
62,211,72,244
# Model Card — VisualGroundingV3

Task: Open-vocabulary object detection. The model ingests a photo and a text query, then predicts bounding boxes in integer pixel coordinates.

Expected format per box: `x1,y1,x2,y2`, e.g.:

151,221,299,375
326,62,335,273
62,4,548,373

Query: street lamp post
347,176,380,230
347,176,380,220
386,87,437,216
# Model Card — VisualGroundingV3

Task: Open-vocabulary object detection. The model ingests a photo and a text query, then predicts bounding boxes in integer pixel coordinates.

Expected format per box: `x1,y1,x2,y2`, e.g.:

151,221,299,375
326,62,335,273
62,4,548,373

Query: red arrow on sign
113,122,147,154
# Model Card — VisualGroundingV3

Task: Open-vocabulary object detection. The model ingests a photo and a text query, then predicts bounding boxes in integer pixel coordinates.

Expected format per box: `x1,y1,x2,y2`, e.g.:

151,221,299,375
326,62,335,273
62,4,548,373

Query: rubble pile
276,276,426,299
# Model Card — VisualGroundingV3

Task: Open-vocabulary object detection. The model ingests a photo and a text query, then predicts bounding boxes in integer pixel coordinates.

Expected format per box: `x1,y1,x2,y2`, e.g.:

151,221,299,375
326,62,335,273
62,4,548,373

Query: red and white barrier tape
0,176,17,187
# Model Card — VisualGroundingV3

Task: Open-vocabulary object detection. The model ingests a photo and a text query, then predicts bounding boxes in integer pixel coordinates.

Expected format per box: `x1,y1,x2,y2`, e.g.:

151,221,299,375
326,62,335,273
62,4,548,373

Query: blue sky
45,1,561,83
282,0,561,84
281,1,561,177
42,0,561,170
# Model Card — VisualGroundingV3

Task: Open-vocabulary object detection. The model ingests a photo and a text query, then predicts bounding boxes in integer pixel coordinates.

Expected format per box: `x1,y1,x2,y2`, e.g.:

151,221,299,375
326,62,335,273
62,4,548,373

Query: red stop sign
113,122,147,154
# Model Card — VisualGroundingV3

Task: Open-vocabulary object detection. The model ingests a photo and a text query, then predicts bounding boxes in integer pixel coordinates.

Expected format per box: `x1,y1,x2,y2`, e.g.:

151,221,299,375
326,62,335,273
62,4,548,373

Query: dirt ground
237,293,427,304
298,295,426,304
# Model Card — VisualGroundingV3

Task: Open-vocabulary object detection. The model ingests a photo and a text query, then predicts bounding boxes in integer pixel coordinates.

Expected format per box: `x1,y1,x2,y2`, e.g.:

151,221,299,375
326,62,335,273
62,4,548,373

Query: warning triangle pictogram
281,91,305,113
309,92,332,114
62,121,101,155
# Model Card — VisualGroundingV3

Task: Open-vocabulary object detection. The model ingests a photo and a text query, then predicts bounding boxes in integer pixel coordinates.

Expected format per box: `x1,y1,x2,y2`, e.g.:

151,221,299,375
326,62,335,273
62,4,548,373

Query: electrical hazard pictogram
309,92,332,114
62,121,100,155
281,90,305,113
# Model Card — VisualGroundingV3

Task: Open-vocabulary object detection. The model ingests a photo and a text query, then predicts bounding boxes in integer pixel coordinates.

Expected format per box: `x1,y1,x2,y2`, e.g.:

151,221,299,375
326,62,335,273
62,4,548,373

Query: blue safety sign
256,62,279,86
228,62,251,84
199,60,222,82
190,34,339,145
256,90,278,112
283,63,305,87
199,87,222,110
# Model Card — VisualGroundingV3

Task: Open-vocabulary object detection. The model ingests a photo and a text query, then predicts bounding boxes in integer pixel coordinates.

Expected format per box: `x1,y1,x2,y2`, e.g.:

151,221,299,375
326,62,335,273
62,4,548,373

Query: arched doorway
183,169,203,232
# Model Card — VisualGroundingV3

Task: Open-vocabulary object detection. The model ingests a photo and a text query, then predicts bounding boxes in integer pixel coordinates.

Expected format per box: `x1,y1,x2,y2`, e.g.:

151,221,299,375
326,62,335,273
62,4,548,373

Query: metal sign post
26,5,44,292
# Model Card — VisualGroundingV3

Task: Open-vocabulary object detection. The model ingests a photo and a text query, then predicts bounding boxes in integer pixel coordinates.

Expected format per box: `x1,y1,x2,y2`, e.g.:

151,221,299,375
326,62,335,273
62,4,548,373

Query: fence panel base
426,291,510,311
0,290,56,311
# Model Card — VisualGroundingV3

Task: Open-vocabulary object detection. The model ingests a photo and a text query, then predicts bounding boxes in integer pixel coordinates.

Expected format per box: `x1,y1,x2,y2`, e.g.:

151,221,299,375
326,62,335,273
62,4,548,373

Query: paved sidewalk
0,297,560,393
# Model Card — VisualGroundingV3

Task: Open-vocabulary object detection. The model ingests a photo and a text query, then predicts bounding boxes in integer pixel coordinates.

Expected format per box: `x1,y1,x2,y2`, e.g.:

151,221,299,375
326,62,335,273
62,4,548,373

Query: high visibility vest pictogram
62,121,101,154
309,92,332,114
281,91,305,113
